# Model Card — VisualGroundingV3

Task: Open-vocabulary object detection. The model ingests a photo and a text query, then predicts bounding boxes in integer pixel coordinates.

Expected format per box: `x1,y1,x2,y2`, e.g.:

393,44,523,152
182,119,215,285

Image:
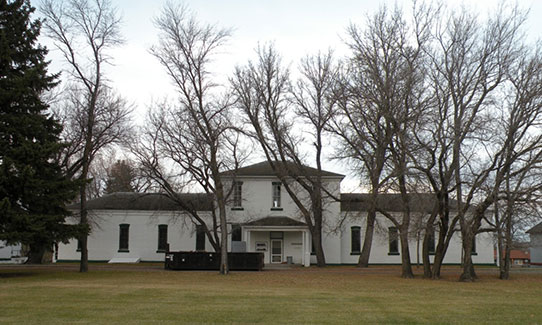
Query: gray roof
244,216,307,227
221,161,344,178
341,193,451,213
527,222,542,234
68,192,213,211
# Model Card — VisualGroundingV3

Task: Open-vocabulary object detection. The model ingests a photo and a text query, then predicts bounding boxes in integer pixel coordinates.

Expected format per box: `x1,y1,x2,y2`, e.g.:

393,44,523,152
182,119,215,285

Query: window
119,224,129,252
270,231,283,239
231,224,242,242
388,227,399,255
471,235,477,255
272,182,281,209
196,225,205,251
351,226,361,254
233,182,243,208
427,228,435,254
157,224,168,252
76,239,81,252
255,241,267,251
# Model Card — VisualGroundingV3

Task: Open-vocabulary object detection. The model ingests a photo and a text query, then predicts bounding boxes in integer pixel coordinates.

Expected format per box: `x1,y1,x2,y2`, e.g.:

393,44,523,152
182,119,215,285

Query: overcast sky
33,0,542,191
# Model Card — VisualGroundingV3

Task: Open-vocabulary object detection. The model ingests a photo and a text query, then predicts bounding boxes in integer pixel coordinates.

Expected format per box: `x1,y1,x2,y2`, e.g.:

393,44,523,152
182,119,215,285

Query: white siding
339,214,495,265
58,210,211,262
530,233,542,264
57,173,495,266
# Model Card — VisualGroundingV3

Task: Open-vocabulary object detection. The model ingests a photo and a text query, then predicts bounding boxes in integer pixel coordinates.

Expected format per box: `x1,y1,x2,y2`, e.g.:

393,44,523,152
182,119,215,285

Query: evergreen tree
105,160,136,194
0,0,84,263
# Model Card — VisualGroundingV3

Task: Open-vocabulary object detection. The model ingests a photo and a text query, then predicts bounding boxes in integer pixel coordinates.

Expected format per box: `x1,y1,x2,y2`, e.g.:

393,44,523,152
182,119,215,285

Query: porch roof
244,216,307,227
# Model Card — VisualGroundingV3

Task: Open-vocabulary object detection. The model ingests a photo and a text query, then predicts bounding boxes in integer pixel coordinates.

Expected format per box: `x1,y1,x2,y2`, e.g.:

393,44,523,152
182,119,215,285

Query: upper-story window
233,181,243,207
272,182,281,209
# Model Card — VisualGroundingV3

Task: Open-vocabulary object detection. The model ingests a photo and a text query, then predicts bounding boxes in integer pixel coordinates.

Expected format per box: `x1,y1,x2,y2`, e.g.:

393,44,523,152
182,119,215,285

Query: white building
56,161,495,266
527,223,542,266
0,241,24,264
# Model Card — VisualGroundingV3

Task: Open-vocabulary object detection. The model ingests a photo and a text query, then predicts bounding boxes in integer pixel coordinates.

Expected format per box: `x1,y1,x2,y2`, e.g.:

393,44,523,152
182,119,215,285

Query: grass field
1,264,541,324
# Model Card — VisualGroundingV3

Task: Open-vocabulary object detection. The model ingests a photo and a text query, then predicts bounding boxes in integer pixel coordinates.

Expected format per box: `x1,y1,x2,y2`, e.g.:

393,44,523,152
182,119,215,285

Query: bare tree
231,45,339,267
332,6,405,269
134,3,244,274
427,3,532,282
476,45,542,280
333,3,432,277
493,175,542,280
41,0,132,272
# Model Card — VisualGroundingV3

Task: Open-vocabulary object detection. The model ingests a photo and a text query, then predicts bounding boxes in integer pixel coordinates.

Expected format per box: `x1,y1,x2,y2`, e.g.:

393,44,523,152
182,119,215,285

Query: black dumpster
165,251,264,271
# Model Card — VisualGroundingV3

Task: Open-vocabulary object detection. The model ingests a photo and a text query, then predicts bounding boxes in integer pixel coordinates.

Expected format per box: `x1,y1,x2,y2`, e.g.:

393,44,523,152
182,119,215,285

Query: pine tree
0,0,84,263
105,160,136,194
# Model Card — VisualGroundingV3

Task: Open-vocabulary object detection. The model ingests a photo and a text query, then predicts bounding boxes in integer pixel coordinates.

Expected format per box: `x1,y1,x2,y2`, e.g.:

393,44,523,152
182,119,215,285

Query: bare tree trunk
313,227,325,267
495,202,508,279
422,227,433,278
496,229,505,278
79,206,89,272
500,246,511,280
400,223,414,278
358,209,376,267
312,198,326,267
431,217,452,280
500,207,513,280
459,231,477,282
218,202,229,275
79,105,95,273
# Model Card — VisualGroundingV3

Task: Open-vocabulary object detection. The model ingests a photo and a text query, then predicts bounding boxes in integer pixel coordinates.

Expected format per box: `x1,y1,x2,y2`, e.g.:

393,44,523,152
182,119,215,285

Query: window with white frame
272,182,281,208
233,181,242,207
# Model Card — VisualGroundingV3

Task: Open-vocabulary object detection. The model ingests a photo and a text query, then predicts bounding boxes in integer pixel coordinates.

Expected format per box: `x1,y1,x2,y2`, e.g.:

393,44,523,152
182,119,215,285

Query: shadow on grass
0,272,36,278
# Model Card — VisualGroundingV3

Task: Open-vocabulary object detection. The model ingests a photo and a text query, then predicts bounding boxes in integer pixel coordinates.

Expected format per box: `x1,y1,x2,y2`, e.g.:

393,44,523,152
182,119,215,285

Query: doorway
269,231,284,263
271,239,282,263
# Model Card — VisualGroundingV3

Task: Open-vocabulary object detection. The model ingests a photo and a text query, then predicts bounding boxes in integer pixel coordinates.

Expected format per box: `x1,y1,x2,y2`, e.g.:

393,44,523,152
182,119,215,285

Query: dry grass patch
0,265,541,324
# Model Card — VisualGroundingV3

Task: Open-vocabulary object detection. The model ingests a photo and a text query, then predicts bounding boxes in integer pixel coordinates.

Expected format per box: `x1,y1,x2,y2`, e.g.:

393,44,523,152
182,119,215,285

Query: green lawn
1,265,541,324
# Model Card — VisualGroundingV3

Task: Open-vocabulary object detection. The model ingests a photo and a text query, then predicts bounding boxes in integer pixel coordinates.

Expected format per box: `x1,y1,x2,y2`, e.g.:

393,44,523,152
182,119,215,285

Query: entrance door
271,239,282,263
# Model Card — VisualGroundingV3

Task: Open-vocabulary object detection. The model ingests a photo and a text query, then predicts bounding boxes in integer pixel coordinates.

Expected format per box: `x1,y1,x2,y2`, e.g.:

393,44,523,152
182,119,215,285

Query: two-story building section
56,161,495,266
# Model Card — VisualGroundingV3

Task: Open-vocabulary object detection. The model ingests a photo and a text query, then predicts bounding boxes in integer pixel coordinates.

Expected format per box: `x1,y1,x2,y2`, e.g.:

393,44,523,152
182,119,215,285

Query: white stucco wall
227,175,344,265
0,241,21,260
530,233,542,264
57,172,495,266
339,213,495,265
58,210,212,262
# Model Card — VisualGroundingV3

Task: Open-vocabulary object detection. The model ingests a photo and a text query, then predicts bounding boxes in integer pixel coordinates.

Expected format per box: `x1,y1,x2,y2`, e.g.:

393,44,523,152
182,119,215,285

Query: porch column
245,230,251,252
304,229,310,267
301,231,305,266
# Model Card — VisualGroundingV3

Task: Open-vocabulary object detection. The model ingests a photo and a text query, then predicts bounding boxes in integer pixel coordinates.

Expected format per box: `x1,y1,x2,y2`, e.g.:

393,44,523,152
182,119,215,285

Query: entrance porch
242,217,311,267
